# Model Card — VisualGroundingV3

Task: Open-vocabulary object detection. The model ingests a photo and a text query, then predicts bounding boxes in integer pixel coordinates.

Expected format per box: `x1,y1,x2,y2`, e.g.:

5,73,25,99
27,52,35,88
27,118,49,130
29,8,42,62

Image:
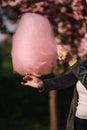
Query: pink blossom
1,0,23,7
54,0,71,4
8,0,23,7
55,37,61,44
78,33,87,58
78,23,86,36
57,22,66,33
60,7,66,13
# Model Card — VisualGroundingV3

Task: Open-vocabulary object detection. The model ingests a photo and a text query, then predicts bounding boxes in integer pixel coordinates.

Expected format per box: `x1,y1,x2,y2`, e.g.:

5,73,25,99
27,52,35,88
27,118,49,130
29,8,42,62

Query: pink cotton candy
11,13,57,76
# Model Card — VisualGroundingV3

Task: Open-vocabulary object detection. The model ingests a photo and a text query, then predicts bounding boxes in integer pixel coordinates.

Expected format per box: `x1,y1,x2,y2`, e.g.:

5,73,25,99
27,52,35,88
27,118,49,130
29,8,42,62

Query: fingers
21,81,26,86
23,76,32,81
23,73,36,81
21,73,40,88
57,53,63,61
21,74,33,86
21,81,30,86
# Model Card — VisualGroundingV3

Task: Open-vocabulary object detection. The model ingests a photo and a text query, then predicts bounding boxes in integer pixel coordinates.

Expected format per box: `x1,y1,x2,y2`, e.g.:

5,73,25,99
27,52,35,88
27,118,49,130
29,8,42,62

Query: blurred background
0,0,87,130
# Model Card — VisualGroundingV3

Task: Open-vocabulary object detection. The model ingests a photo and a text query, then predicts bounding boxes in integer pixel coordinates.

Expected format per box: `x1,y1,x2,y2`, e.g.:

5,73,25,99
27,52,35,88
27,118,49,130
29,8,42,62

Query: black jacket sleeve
43,71,77,91
71,60,87,88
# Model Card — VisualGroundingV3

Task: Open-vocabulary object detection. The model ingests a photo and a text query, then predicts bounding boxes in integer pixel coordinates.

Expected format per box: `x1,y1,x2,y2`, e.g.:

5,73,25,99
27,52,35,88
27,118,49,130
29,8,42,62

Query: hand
57,45,72,62
21,74,43,88
57,45,77,66
57,45,68,61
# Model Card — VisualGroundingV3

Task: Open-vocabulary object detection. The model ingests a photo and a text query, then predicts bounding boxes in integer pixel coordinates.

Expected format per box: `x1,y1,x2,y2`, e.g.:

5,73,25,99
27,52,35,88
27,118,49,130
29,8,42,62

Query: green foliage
0,40,13,77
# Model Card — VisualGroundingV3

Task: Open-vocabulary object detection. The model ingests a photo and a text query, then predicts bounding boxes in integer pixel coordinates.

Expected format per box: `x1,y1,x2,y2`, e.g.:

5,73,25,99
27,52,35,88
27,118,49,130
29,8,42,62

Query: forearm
38,57,78,91
42,72,77,91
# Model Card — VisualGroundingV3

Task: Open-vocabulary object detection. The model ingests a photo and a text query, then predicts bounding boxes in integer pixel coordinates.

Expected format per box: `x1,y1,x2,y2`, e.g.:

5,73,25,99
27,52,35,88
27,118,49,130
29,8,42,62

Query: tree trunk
49,90,58,130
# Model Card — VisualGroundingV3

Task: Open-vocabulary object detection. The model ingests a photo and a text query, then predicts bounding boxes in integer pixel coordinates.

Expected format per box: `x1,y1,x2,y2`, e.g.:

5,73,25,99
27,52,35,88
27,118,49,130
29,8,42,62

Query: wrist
65,52,73,63
38,81,44,89
38,81,45,92
68,58,77,66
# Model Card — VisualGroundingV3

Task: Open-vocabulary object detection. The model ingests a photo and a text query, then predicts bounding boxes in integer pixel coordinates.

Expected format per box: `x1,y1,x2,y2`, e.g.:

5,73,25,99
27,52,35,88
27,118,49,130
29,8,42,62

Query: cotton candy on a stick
11,13,57,76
